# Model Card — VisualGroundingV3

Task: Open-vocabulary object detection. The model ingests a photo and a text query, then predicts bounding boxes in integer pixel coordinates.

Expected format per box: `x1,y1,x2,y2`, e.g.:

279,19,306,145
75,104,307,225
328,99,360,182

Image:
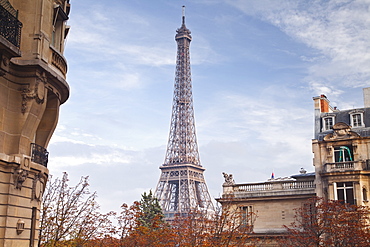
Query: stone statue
222,172,235,186
14,169,28,189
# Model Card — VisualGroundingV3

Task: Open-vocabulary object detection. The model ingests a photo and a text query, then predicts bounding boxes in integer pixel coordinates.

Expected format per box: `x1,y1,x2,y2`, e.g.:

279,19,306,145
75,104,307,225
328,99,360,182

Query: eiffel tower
154,6,215,220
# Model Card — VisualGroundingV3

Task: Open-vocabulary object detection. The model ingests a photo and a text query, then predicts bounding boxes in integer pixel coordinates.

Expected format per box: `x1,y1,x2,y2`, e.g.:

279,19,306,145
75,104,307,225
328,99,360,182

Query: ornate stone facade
218,171,315,245
313,91,370,206
218,88,370,245
0,0,70,246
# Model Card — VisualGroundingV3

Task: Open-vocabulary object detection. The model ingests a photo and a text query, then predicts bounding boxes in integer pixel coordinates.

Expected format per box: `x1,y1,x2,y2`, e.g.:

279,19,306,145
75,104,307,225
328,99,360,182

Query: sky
48,0,370,213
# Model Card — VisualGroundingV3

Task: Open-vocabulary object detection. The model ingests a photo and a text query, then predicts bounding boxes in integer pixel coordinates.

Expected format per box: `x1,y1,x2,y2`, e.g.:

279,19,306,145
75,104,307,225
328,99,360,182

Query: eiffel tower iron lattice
155,7,215,220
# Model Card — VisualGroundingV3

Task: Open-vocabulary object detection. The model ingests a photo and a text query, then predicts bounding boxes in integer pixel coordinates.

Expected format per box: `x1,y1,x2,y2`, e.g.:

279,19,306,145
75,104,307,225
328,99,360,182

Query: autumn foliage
282,197,370,247
40,175,256,246
101,197,256,246
39,173,113,247
40,175,370,247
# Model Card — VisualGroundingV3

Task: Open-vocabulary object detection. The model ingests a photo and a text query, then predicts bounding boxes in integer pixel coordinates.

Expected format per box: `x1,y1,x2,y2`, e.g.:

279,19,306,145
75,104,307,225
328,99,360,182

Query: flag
271,172,274,179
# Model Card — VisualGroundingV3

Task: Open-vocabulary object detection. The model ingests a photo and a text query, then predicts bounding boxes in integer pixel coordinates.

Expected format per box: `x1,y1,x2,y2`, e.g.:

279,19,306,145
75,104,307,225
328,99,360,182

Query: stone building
218,88,370,243
219,170,315,243
313,90,370,206
0,0,70,246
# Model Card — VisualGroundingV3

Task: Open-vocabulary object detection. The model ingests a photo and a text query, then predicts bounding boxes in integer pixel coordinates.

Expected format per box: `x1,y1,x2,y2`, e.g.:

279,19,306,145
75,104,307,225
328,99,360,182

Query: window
334,146,353,162
322,116,334,131
363,187,368,202
334,182,355,205
240,206,254,229
302,202,317,229
351,113,364,128
52,4,69,51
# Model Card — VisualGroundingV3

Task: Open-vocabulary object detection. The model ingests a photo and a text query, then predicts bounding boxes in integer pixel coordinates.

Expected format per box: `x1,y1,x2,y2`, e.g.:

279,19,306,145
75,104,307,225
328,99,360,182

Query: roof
291,172,315,178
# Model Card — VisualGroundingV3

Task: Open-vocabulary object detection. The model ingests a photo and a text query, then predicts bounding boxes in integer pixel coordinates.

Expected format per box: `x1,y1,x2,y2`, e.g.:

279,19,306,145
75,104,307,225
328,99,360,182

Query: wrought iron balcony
31,143,49,167
324,160,370,173
0,3,22,47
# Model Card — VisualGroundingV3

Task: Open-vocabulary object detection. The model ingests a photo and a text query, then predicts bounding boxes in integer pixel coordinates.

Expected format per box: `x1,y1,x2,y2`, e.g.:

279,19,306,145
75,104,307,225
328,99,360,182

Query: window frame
240,205,254,228
52,4,69,52
334,182,355,205
322,116,335,131
333,146,353,162
349,110,365,128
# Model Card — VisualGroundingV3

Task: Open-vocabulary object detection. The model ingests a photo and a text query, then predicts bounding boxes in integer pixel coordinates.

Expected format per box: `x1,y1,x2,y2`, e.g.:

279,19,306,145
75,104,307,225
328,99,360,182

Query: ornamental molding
20,73,47,113
349,109,364,114
324,122,360,141
32,173,44,201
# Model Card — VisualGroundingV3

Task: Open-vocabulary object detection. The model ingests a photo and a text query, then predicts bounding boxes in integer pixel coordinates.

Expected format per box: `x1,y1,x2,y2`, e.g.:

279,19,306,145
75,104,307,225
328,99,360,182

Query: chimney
320,94,330,113
364,87,370,108
313,94,331,139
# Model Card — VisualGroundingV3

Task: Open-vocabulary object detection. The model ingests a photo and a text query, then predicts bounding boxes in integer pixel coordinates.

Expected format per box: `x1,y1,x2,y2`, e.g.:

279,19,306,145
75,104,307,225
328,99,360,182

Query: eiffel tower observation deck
155,6,215,220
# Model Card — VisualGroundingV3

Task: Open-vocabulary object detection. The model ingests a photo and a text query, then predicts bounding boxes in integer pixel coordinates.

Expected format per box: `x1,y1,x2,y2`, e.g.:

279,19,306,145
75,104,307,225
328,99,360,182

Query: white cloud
196,84,313,177
227,0,370,93
67,5,174,66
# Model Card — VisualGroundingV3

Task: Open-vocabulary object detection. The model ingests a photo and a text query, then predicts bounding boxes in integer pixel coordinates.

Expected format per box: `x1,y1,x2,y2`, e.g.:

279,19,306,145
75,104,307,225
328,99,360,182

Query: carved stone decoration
223,172,235,186
32,173,44,200
20,87,31,113
0,53,10,76
300,167,307,174
19,81,46,113
324,122,360,141
19,72,47,113
35,72,46,103
14,169,28,189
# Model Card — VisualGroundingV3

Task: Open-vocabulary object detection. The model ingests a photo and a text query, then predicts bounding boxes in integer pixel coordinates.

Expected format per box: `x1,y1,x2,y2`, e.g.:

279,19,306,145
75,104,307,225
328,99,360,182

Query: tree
137,190,165,228
114,196,256,247
116,192,169,247
40,187,257,246
40,173,113,247
169,202,256,247
282,197,370,247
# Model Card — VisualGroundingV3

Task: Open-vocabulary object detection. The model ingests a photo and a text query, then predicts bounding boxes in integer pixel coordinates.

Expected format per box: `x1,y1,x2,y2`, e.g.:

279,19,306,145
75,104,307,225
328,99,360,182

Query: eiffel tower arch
155,6,214,220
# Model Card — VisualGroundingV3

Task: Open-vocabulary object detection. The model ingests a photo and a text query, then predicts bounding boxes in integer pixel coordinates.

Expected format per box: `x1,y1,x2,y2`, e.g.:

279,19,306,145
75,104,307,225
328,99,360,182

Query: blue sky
48,0,370,213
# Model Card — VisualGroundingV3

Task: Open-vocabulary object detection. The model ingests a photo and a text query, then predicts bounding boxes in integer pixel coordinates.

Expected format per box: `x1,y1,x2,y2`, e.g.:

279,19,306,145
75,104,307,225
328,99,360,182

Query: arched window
363,187,368,202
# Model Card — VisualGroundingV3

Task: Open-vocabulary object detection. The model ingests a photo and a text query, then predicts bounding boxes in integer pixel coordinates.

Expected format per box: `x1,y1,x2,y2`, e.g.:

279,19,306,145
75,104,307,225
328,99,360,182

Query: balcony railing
222,179,316,199
31,143,49,167
51,46,67,75
0,4,22,47
234,180,315,193
324,161,369,173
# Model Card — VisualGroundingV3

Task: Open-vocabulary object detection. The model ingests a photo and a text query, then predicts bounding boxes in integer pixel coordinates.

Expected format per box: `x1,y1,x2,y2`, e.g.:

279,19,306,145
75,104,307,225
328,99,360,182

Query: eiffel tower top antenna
182,5,185,25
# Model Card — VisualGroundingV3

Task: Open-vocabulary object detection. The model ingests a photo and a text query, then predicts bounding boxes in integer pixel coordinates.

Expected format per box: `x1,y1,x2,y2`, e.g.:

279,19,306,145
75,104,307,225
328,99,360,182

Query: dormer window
350,112,365,128
322,116,335,131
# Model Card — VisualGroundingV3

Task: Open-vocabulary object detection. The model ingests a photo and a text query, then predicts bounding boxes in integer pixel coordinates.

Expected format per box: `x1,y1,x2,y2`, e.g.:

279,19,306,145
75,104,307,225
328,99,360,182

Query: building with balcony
0,0,70,246
313,89,370,206
218,88,370,245
219,170,315,245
